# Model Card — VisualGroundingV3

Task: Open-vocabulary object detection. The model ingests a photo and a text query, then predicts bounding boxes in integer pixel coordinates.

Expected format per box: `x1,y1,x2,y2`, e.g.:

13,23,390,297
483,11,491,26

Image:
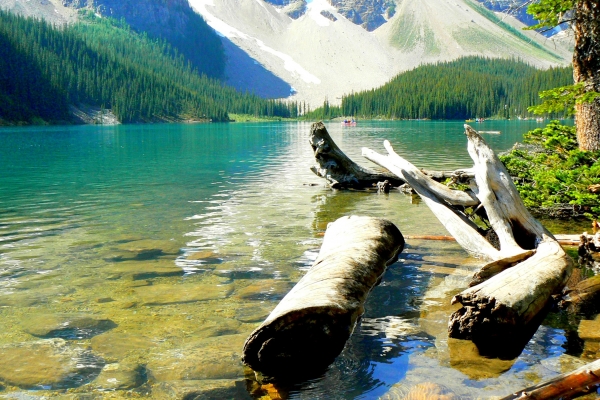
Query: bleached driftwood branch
309,122,473,189
362,125,572,339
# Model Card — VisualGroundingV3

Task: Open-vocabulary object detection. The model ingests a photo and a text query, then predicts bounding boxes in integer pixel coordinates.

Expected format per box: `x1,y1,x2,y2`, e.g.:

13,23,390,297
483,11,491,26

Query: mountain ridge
191,0,572,107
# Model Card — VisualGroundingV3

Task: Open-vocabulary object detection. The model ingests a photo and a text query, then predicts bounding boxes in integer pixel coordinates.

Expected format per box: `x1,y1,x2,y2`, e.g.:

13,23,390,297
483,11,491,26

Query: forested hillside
61,0,226,79
311,57,573,120
0,11,299,125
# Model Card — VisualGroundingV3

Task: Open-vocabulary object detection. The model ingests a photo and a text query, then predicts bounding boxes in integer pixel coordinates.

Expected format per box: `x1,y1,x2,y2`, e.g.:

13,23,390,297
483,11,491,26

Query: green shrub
500,120,600,219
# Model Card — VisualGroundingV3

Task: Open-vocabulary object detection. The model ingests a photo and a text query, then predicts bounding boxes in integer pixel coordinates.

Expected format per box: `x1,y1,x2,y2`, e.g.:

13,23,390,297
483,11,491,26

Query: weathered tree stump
242,215,404,378
362,125,573,339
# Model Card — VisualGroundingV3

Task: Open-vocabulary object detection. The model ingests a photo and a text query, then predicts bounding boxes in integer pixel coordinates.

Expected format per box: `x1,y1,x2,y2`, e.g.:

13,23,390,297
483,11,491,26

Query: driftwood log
309,121,404,188
361,125,573,339
501,359,600,399
309,122,467,189
242,215,404,378
560,274,600,315
305,123,572,340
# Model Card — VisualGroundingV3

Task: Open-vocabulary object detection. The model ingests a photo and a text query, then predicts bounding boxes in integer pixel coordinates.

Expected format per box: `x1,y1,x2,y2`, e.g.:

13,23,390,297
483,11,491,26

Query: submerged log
242,215,404,378
560,274,600,314
501,359,600,400
362,125,572,339
309,121,403,189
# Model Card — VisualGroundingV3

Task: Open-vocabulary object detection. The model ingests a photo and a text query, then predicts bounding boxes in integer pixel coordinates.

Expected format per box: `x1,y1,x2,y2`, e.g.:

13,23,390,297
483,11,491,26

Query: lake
0,120,590,398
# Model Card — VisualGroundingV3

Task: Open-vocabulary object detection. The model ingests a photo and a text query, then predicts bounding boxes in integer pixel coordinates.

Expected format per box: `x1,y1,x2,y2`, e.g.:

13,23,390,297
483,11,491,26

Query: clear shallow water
0,120,589,398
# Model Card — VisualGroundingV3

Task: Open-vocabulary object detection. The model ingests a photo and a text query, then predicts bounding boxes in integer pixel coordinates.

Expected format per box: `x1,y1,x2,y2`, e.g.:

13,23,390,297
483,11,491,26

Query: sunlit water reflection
0,120,591,398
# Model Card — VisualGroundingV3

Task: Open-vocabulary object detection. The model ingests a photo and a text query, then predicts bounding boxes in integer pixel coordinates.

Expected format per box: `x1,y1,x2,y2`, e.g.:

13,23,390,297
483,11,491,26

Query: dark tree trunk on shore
574,0,600,151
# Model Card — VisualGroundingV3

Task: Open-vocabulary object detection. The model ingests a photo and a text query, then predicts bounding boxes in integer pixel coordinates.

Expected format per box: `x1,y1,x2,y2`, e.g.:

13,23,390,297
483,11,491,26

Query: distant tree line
306,57,573,120
0,10,300,124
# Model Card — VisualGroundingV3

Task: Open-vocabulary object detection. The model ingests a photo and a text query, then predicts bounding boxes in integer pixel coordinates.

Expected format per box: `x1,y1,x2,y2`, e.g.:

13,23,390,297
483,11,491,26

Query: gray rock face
320,10,338,22
263,0,307,19
476,0,538,26
61,0,189,37
329,0,396,31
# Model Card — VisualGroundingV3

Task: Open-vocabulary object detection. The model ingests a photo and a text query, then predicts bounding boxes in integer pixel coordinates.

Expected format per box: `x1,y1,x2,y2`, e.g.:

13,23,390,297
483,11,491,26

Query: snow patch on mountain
190,0,320,85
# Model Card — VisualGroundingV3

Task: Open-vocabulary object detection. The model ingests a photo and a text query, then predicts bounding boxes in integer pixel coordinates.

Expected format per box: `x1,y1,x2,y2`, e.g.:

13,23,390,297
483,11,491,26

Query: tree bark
362,125,573,339
242,215,404,378
574,0,600,151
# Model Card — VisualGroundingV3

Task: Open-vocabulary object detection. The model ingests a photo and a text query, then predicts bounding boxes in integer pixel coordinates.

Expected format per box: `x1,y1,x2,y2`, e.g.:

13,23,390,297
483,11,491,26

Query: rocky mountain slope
190,0,572,108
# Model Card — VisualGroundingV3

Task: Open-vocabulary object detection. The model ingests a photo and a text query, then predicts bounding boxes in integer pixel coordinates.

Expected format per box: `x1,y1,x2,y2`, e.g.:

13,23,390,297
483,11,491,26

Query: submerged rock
115,239,181,255
21,314,117,340
152,379,251,400
0,286,76,307
447,338,515,379
104,259,183,281
380,382,458,400
135,283,233,305
234,304,272,323
90,332,155,362
106,239,182,261
0,339,104,389
233,279,292,301
195,316,242,338
91,361,146,390
146,334,247,381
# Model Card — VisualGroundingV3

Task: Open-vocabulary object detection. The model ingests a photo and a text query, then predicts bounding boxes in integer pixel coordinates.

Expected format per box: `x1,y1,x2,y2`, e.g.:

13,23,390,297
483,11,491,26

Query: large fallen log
501,359,600,400
361,125,572,339
309,121,473,189
242,215,404,378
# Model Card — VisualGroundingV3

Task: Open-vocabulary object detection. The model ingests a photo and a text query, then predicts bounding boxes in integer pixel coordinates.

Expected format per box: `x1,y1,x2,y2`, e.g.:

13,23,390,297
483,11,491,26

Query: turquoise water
0,120,586,398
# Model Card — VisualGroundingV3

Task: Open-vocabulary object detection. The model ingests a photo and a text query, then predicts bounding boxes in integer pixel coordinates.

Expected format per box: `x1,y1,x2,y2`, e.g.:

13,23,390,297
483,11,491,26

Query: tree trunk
242,215,404,378
362,125,573,339
501,359,600,400
574,0,600,151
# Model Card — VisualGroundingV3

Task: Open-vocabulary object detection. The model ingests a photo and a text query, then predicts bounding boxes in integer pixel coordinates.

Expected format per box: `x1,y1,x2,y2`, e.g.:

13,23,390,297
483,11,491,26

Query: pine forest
0,10,300,124
309,57,573,121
